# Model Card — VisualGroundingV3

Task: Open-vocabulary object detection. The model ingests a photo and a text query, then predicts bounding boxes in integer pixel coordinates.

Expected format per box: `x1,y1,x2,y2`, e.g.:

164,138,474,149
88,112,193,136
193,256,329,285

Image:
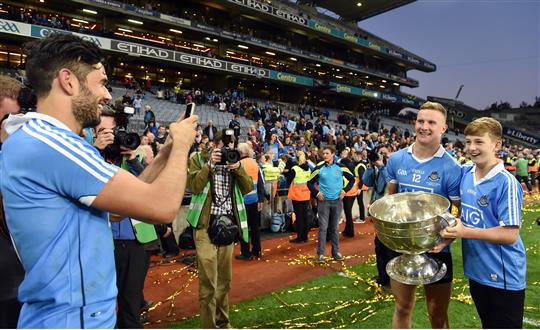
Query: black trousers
114,240,149,328
356,190,365,220
240,203,261,257
469,279,525,329
374,236,393,285
0,299,21,328
292,200,310,241
342,196,356,237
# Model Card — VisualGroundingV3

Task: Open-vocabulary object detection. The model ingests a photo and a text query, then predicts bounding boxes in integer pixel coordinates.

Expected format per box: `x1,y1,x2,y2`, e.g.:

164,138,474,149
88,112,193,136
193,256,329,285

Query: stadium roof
297,0,415,22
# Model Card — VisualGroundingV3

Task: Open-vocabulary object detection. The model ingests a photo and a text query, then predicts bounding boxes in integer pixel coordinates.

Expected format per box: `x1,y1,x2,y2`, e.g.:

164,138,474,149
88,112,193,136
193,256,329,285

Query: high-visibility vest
262,161,284,197
528,159,538,173
505,156,517,171
354,162,368,191
240,158,260,205
342,167,359,197
288,165,311,201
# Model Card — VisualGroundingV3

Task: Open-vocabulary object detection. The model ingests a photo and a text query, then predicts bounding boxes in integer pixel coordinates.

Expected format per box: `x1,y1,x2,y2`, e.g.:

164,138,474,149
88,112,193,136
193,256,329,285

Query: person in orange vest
236,143,266,260
337,152,365,238
285,151,312,243
352,150,368,224
504,151,517,174
528,152,538,192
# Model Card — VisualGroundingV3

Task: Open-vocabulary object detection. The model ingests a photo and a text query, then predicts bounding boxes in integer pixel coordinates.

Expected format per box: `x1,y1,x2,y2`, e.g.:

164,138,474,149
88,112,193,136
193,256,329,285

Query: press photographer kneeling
186,129,252,329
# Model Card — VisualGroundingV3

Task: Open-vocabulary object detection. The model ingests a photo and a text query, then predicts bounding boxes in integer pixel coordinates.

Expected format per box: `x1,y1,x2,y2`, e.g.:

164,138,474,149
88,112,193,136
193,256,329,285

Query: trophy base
386,254,447,285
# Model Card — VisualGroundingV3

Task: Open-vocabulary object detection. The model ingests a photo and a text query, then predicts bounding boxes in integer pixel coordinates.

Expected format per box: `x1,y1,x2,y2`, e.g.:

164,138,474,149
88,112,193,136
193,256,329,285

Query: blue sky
359,0,539,110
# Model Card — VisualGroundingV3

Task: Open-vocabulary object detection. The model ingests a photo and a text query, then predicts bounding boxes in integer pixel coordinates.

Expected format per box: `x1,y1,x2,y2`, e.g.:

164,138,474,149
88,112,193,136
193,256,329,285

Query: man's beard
72,83,100,129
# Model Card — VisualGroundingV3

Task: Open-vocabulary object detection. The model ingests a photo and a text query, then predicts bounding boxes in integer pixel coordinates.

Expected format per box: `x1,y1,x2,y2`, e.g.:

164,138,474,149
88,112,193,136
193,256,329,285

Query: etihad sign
112,41,173,60
228,0,307,25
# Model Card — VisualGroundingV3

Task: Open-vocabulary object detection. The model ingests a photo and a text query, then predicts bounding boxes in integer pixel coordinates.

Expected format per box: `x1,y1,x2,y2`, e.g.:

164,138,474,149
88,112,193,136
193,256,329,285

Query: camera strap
210,167,234,210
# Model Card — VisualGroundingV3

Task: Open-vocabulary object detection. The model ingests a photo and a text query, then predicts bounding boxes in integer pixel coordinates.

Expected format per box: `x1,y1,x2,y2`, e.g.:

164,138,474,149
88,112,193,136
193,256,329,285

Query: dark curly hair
23,33,105,99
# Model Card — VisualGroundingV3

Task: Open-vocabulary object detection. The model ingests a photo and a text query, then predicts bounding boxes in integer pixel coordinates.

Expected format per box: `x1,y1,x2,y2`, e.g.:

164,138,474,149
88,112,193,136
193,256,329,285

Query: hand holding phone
185,103,196,118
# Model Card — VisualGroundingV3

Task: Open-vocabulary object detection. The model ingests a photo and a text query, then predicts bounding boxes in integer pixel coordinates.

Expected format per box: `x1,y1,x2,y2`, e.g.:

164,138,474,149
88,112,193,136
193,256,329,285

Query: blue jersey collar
4,112,72,136
470,161,505,185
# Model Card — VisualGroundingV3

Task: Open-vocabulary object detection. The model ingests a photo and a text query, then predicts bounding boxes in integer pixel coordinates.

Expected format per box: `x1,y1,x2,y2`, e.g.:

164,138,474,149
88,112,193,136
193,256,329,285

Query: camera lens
226,149,241,164
123,133,141,150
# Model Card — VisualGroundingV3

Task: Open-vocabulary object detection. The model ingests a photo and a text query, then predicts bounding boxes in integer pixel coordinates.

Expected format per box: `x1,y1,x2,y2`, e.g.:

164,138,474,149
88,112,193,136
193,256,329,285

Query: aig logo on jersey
477,195,489,208
427,171,440,182
397,169,407,176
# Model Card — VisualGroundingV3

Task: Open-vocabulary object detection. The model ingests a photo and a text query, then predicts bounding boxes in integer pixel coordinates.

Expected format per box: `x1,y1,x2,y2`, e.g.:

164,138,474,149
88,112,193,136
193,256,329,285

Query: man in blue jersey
441,117,525,328
308,145,355,262
385,101,461,328
0,34,197,328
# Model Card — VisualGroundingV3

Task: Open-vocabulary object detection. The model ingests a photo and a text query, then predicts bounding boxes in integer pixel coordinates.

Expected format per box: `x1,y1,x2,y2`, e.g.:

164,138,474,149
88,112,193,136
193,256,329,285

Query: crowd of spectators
1,3,409,90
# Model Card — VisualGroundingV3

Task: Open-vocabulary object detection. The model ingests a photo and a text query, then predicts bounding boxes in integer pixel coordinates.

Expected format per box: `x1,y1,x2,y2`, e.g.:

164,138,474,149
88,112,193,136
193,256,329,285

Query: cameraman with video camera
186,129,252,329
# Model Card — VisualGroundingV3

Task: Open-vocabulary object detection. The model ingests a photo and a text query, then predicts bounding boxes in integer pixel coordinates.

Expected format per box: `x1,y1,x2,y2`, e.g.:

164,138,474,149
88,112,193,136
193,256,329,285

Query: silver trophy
369,192,455,285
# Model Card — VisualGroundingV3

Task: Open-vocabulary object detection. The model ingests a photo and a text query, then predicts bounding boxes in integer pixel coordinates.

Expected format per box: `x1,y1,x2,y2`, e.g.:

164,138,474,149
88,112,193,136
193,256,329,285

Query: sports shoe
289,238,307,244
235,254,252,261
316,255,325,263
353,217,365,224
333,253,344,261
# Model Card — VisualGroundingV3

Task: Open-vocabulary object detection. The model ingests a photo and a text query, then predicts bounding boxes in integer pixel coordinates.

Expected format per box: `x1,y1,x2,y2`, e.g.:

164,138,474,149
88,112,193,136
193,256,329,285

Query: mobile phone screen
185,103,196,118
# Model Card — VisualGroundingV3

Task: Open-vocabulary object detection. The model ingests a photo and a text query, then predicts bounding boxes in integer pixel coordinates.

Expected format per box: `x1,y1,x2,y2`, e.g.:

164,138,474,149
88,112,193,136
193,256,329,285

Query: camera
114,127,141,150
217,129,240,165
218,148,241,165
102,127,141,162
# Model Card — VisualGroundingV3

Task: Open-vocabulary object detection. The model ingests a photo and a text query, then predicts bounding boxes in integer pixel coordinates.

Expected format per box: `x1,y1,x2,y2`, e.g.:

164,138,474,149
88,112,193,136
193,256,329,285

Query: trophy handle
439,212,456,229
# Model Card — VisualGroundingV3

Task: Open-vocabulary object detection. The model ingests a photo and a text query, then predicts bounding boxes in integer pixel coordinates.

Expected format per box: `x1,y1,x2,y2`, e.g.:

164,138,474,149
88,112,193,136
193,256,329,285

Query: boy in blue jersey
0,34,198,328
441,117,525,328
385,101,461,328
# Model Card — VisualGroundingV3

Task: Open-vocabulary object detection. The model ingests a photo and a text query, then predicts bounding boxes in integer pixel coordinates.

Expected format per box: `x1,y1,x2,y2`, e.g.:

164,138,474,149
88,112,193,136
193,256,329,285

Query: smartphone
185,103,196,118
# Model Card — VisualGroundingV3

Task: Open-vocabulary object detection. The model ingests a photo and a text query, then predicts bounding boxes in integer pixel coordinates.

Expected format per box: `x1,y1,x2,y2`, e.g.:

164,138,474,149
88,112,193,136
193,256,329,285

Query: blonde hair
296,150,306,165
420,101,447,119
0,76,22,102
237,142,253,158
464,117,502,140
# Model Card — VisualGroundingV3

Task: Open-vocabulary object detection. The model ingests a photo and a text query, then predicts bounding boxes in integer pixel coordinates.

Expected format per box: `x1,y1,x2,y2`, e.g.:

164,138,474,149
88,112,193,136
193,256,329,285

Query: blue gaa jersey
386,144,461,253
460,162,525,290
1,113,119,328
386,144,462,201
309,162,344,201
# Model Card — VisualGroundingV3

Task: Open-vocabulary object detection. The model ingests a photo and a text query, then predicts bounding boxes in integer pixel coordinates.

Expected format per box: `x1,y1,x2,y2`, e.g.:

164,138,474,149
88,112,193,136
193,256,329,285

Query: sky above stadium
359,0,539,110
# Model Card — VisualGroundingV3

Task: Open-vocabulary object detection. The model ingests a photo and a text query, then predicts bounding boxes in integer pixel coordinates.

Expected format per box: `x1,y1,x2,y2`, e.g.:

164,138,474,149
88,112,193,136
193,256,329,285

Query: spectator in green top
514,153,532,193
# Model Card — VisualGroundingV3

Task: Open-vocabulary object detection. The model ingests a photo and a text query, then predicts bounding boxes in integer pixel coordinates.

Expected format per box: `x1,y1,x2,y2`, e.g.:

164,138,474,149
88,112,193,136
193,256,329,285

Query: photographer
186,130,252,329
1,34,197,328
97,107,149,328
362,146,391,291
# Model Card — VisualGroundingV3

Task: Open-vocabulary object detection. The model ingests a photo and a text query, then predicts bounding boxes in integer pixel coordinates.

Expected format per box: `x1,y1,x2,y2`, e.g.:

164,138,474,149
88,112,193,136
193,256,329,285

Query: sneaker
381,284,392,293
235,254,252,261
289,238,306,244
333,253,344,261
353,217,365,224
316,255,325,263
140,300,154,313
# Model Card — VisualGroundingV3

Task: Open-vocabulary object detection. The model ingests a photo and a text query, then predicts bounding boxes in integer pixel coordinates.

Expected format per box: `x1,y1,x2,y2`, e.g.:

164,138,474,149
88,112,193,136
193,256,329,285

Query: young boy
441,117,525,328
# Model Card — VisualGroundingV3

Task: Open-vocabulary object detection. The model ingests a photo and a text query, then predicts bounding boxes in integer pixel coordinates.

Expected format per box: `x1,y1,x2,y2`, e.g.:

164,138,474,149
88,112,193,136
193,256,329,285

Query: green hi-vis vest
186,153,249,243
120,157,158,244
